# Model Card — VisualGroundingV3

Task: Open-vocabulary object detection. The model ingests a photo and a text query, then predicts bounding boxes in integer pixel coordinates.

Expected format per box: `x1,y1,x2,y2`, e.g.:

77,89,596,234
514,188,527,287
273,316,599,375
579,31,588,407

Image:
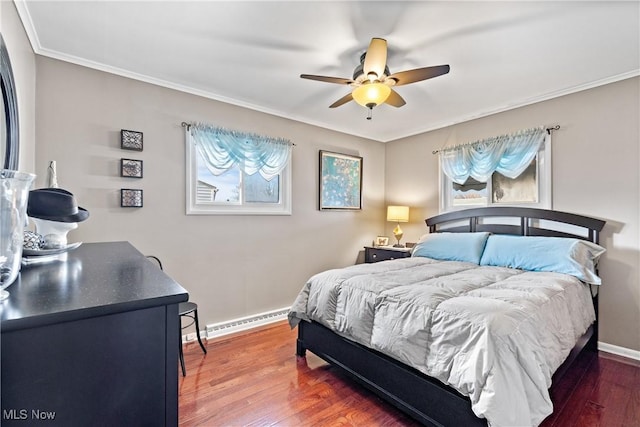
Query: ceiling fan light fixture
352,82,391,108
300,37,449,111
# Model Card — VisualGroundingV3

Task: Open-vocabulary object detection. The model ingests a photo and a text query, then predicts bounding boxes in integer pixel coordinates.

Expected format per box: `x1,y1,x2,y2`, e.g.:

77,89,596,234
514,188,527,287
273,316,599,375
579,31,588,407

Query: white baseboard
598,341,640,361
186,306,290,341
181,306,290,343
182,312,640,363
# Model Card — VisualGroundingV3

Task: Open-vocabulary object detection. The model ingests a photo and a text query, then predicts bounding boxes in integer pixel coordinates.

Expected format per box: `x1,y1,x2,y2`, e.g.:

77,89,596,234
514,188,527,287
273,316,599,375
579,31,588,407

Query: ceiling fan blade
363,38,387,79
329,93,354,108
388,65,450,86
384,89,406,108
300,74,354,85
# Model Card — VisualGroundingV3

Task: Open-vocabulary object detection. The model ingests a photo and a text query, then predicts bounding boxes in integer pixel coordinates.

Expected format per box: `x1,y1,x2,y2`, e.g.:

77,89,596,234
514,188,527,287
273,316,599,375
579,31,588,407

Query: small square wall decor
121,129,143,151
121,158,143,178
121,189,143,208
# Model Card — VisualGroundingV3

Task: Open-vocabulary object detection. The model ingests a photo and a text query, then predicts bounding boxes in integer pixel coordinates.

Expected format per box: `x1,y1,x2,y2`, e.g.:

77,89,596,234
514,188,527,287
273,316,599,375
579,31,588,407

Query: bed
289,207,605,427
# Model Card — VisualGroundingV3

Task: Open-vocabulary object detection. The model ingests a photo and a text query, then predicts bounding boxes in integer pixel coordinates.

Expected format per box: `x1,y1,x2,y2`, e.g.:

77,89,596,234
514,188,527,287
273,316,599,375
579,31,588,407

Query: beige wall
8,0,639,354
385,77,640,352
34,56,386,326
1,1,35,173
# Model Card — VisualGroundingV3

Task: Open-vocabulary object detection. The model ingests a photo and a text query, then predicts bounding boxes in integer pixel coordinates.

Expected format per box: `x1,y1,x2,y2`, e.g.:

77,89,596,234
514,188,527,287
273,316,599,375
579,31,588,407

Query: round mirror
1,33,19,170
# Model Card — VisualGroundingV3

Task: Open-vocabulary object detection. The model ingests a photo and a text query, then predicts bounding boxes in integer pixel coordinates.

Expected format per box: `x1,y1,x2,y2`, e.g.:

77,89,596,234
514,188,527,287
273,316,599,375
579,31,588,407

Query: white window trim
439,134,552,212
185,132,292,215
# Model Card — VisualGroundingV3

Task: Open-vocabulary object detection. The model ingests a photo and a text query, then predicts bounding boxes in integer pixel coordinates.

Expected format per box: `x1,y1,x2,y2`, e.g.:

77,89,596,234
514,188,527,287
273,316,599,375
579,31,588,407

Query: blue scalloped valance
190,123,292,180
440,126,546,185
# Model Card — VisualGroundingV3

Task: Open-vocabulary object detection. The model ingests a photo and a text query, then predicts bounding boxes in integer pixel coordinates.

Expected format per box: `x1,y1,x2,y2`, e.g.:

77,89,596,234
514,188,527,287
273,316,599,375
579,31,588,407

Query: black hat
27,188,89,223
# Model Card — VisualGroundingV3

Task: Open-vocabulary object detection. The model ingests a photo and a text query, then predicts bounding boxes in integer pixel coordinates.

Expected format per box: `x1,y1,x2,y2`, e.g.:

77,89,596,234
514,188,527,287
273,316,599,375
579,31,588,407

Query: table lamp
387,205,409,247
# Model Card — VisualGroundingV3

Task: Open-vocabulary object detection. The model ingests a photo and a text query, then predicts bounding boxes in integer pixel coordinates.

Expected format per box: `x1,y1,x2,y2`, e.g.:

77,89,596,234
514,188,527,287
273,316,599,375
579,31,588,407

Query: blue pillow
479,235,605,284
411,232,490,264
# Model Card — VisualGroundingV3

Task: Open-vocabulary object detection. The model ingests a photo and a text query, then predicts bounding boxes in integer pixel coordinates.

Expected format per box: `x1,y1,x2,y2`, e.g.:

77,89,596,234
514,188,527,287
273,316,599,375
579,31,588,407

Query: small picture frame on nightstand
375,236,389,247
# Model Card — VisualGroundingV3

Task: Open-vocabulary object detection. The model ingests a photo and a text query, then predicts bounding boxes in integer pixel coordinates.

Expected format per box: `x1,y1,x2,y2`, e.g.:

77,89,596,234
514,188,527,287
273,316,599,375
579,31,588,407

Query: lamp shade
387,205,409,223
352,82,391,107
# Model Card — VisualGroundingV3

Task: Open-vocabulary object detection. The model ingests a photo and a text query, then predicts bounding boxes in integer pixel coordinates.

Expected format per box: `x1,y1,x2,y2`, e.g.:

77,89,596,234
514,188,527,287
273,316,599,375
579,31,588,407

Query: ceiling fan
300,38,450,119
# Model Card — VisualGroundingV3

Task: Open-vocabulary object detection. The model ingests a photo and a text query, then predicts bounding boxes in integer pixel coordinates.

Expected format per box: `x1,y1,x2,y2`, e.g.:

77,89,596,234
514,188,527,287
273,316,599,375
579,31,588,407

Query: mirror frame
1,32,19,170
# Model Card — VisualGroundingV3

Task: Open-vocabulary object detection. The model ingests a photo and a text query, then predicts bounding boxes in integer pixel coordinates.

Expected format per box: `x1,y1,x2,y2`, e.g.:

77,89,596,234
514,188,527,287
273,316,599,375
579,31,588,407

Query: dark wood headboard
426,207,605,244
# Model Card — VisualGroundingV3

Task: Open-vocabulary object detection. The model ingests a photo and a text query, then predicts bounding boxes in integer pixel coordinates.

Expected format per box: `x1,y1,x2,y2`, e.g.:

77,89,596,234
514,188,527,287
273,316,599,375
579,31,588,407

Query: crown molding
14,0,640,144
386,69,640,143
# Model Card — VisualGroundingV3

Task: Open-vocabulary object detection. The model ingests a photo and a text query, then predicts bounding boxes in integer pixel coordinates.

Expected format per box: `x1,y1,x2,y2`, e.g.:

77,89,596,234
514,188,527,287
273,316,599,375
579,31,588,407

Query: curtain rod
431,125,559,155
181,122,296,146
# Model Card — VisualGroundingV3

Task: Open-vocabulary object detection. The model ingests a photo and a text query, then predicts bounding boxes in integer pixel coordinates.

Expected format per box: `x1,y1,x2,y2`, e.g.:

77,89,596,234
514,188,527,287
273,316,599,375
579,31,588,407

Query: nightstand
364,246,412,263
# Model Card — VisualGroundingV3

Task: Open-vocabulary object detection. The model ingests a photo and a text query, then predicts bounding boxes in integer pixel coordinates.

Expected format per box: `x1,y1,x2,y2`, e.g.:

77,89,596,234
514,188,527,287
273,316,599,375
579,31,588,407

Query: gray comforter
288,257,595,427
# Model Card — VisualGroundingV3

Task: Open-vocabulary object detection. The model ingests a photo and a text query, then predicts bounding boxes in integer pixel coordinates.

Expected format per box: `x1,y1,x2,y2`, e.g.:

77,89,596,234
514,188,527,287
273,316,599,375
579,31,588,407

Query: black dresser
1,242,188,426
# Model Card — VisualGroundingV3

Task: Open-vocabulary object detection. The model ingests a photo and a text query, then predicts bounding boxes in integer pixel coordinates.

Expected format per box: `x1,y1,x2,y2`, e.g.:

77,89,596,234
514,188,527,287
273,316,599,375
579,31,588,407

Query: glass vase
0,169,36,300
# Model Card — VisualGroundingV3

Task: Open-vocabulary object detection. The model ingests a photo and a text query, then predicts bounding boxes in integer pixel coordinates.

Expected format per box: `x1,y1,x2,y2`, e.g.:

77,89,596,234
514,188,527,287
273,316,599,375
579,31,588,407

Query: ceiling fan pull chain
367,107,373,120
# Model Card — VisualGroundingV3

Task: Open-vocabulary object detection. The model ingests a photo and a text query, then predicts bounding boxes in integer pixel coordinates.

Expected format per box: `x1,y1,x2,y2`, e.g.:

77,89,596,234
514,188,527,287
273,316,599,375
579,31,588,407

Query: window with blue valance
440,126,546,184
185,123,293,215
190,124,292,180
437,126,552,211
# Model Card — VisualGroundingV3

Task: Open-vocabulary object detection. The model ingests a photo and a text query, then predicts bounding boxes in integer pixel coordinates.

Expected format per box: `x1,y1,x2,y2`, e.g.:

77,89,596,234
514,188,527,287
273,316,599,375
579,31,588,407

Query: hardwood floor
179,321,640,426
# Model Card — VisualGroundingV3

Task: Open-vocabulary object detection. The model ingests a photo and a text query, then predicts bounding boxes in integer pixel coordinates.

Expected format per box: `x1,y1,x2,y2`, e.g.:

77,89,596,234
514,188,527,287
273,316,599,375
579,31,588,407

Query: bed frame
296,207,605,427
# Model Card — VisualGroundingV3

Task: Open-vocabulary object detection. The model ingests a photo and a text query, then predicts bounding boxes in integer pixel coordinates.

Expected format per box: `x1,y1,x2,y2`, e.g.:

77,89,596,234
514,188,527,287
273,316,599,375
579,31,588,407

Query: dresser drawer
364,247,411,263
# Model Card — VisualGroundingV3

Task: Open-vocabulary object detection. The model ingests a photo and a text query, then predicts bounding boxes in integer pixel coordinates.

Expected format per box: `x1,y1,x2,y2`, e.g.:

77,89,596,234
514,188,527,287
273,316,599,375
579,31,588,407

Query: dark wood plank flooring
179,321,640,426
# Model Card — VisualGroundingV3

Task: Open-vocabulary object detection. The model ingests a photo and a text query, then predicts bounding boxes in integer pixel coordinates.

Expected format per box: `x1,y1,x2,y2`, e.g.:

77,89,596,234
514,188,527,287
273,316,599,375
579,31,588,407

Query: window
440,129,551,212
185,124,292,215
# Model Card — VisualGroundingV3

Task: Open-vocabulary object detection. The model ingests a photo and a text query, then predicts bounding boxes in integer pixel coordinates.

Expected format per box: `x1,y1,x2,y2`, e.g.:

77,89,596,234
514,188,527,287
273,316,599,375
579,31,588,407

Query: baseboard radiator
181,306,290,342
180,308,640,363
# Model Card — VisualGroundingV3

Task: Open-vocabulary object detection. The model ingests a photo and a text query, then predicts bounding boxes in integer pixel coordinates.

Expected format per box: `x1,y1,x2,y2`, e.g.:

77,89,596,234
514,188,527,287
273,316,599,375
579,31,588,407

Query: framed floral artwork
319,150,362,210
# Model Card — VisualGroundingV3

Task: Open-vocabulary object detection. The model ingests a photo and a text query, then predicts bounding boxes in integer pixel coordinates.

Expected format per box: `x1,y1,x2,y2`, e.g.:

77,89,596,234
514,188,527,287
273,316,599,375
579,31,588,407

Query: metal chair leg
194,308,207,354
179,325,186,377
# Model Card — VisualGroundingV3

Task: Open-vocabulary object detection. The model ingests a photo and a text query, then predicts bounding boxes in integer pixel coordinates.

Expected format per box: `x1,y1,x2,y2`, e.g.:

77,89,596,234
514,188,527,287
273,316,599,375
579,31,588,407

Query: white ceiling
16,1,640,142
